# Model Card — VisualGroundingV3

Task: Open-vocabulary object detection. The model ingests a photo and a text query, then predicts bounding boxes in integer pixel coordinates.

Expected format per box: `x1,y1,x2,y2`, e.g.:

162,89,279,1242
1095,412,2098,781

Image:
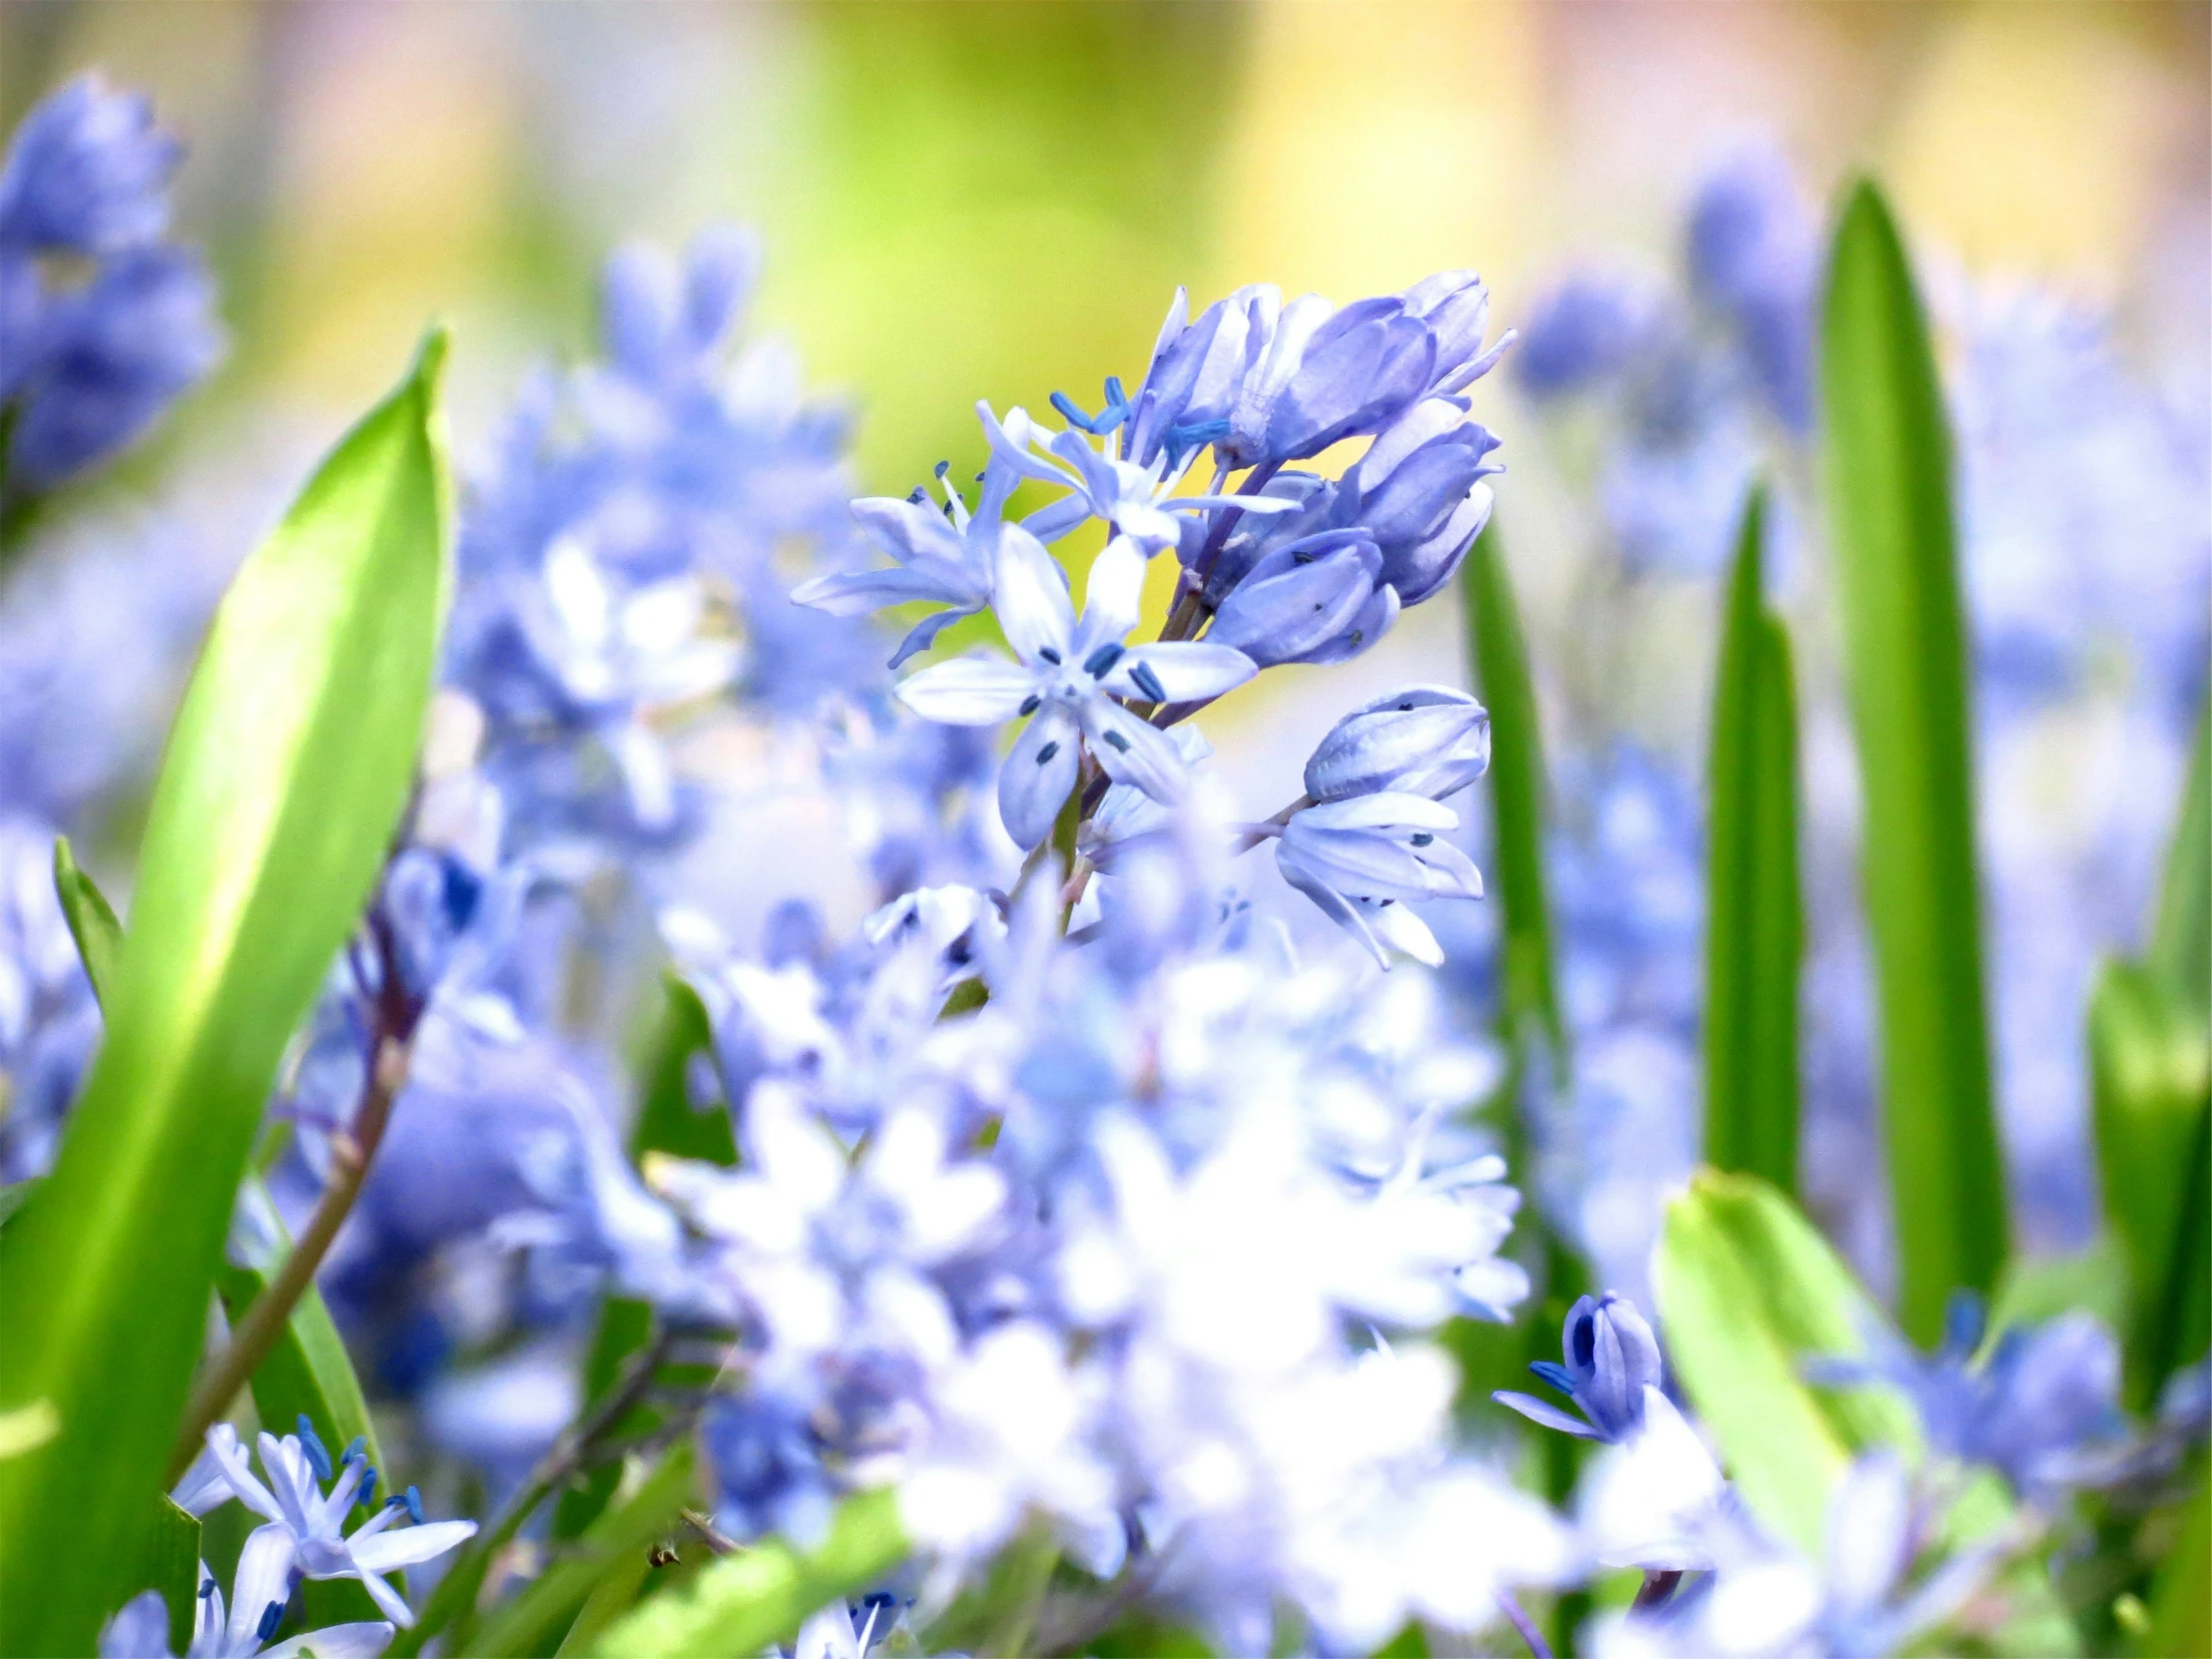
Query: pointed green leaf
52,836,123,1007
1702,486,1804,1196
0,331,452,1655
2089,961,2212,1410
2149,690,2209,1012
1655,1169,1918,1555
114,1496,202,1656
591,1485,907,1659
1460,522,1563,1061
1820,178,2007,1343
2146,1471,2211,1659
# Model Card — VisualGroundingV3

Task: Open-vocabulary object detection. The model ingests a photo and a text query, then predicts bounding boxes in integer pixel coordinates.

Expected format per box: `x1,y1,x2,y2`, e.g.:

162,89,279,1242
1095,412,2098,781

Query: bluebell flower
1326,396,1500,603
0,77,221,495
0,77,179,255
1512,274,1653,397
1223,291,1438,472
1494,1291,1664,1442
1812,1292,2124,1505
177,1423,475,1628
1303,686,1490,804
1685,145,1818,431
1270,792,1483,968
1206,528,1397,668
893,533,1255,846
792,416,1026,668
99,1536,393,1658
1122,283,1276,468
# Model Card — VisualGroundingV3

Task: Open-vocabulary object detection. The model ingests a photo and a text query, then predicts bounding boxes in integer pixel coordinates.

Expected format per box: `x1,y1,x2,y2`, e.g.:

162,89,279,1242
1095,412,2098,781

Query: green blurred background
3,0,2204,501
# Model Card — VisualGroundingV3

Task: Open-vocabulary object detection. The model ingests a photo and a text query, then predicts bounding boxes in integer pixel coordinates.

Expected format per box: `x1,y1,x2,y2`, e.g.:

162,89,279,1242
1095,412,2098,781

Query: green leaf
467,1443,699,1658
629,971,737,1166
2149,690,2210,1012
112,1496,203,1657
0,330,452,1656
52,836,123,1007
2089,962,2212,1411
1654,1169,1918,1555
591,1485,907,1659
1460,521,1563,1061
1819,177,2007,1344
1701,485,1804,1197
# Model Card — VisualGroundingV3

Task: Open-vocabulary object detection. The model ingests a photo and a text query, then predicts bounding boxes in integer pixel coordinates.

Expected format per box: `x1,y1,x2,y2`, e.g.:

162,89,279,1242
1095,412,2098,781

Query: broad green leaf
591,1485,907,1659
2088,961,2212,1410
1702,485,1804,1197
2149,690,2209,1012
111,1496,202,1656
0,1400,56,1459
0,1182,35,1234
1460,522,1564,1060
1820,178,2007,1344
0,331,452,1656
920,1521,1057,1656
465,1442,699,1658
551,1297,657,1544
1655,1169,1917,1555
52,836,123,1006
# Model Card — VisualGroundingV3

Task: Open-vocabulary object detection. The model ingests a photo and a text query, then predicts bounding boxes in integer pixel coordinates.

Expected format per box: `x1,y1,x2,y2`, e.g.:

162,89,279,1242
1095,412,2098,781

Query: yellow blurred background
3,0,2203,500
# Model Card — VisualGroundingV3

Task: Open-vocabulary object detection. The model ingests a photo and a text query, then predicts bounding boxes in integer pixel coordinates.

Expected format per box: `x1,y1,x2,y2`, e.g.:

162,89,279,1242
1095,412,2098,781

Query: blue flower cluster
0,75,221,502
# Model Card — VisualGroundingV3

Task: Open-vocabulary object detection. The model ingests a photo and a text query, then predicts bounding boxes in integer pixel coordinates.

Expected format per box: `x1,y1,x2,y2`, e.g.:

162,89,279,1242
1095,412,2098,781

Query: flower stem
167,901,423,1480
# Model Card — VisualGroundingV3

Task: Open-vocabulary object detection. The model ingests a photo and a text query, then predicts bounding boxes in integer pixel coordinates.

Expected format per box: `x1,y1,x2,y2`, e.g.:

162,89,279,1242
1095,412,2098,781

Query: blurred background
3,0,2203,492
3,0,2206,1291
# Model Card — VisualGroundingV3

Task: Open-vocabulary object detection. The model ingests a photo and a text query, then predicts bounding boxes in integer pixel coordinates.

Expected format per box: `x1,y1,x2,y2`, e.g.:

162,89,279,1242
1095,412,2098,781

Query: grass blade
0,331,452,1655
1702,485,1804,1196
1460,522,1564,1058
51,836,123,1005
1819,177,2007,1343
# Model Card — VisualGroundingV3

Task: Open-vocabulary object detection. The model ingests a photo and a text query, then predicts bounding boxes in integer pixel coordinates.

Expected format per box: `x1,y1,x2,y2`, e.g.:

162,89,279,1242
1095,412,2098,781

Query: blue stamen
1130,662,1168,704
1050,390,1097,431
296,1415,332,1483
257,1601,284,1642
341,1434,366,1467
1035,742,1059,765
1101,730,1130,753
907,485,928,505
933,458,951,479
358,1465,379,1507
1083,642,1124,678
402,1484,425,1524
1103,375,1127,409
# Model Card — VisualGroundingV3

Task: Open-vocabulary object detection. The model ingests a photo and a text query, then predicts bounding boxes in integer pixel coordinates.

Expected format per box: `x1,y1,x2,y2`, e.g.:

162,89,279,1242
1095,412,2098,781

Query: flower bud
1561,1292,1662,1441
1303,686,1490,804
1207,530,1392,668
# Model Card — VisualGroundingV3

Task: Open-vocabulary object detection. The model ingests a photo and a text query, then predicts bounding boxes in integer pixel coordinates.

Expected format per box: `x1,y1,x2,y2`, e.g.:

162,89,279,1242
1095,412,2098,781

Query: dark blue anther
1017,694,1041,717
257,1601,285,1642
1101,730,1130,753
1035,742,1059,765
1410,832,1433,847
1083,642,1125,678
199,1581,219,1603
908,485,928,505
1130,662,1168,704
402,1484,425,1524
1050,391,1099,432
1103,375,1127,409
341,1434,366,1467
359,1465,379,1507
933,459,951,479
1037,647,1061,665
296,1415,332,1482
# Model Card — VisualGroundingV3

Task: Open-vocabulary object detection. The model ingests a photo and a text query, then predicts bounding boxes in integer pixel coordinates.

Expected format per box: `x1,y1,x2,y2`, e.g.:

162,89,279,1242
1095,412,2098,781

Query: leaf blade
1819,178,2007,1343
1702,486,1804,1196
0,331,452,1655
1655,1169,1917,1555
590,1486,907,1659
51,836,123,1007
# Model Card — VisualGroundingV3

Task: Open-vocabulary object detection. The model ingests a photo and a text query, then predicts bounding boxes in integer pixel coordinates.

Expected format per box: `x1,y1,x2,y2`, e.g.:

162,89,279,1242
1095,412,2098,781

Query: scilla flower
99,1529,391,1658
1494,1291,1665,1442
1303,686,1491,804
1267,793,1484,968
893,532,1255,847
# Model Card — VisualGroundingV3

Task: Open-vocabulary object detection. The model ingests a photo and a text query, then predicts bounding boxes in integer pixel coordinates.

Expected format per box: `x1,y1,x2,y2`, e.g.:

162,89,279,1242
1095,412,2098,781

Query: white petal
229,1524,300,1649
1293,793,1458,832
261,1622,395,1659
1369,900,1443,966
543,538,611,647
1077,701,1189,805
998,707,1081,849
1076,536,1147,653
344,1520,477,1576
1105,643,1255,705
990,526,1074,665
894,657,1037,726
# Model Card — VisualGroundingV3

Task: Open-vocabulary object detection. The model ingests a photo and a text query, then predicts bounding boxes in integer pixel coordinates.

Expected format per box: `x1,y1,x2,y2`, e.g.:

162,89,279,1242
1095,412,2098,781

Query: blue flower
0,77,221,495
1303,686,1490,805
1206,528,1396,668
1494,1290,1663,1442
1327,397,1500,604
1271,792,1484,968
1511,274,1652,397
1686,144,1818,430
893,533,1254,847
